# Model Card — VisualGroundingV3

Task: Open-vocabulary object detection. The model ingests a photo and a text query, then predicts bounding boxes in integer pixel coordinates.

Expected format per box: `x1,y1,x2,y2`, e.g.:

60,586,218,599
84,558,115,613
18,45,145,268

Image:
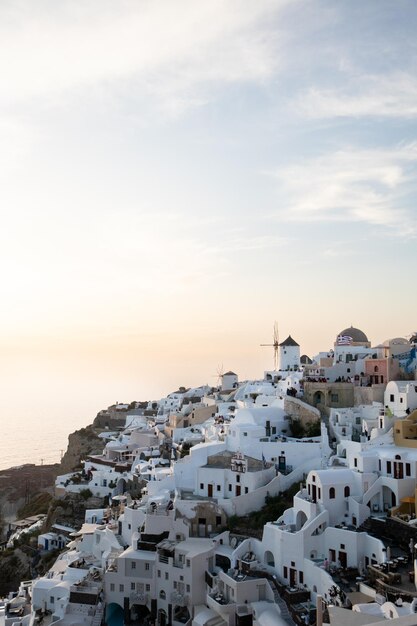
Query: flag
337,335,353,346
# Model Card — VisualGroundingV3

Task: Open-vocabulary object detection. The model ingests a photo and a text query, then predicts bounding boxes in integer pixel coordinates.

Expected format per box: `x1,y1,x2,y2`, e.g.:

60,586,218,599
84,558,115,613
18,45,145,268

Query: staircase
268,581,296,625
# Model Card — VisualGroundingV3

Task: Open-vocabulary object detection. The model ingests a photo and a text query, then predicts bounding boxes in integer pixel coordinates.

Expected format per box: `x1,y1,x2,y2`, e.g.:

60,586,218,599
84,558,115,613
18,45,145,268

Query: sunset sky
1,0,417,420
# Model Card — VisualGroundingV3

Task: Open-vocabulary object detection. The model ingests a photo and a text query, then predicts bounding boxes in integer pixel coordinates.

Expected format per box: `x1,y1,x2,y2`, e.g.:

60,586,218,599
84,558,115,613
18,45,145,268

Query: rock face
0,464,58,529
59,425,104,474
0,424,103,535
0,548,31,597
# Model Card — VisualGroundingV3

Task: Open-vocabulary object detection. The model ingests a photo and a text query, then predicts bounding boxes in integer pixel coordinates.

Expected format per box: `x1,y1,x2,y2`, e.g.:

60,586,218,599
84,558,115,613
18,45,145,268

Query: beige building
303,381,354,412
165,405,217,437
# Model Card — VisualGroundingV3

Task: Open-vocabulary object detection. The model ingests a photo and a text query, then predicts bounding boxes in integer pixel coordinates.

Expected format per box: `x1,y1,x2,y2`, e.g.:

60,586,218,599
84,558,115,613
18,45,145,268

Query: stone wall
284,397,321,428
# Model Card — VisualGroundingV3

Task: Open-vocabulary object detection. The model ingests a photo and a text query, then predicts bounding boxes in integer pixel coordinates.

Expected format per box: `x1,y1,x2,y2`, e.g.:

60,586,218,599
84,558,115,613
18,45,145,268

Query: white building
385,381,417,417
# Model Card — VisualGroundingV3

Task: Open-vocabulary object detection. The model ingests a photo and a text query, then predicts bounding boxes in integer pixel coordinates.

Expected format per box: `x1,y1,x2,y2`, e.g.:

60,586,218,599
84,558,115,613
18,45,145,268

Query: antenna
260,322,279,370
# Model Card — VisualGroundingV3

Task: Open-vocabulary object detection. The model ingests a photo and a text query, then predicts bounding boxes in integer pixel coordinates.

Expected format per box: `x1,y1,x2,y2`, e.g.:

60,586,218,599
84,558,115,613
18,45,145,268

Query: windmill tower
260,322,279,370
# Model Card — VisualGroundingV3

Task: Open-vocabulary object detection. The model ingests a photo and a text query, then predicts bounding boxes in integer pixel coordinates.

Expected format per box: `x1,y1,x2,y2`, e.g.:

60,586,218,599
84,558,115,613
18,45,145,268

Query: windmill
260,322,279,370
212,364,224,389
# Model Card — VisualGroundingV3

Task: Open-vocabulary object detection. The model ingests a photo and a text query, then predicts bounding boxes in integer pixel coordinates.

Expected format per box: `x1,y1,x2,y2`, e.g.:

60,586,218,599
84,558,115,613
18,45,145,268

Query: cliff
58,425,103,474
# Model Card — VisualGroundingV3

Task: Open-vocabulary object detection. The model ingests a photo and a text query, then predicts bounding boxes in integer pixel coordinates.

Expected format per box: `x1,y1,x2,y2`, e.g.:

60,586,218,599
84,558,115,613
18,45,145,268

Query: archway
264,550,275,567
296,510,308,530
106,603,124,626
116,478,127,495
158,609,168,626
382,485,396,510
313,391,325,406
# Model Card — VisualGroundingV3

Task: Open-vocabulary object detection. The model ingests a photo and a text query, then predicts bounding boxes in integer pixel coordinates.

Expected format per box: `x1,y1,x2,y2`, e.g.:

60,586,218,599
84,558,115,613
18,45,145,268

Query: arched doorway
313,391,325,406
158,609,168,626
116,478,127,495
106,603,124,626
264,550,275,567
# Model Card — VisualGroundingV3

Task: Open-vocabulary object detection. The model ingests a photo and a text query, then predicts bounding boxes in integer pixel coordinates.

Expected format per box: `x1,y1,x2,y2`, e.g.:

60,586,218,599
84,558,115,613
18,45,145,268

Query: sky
1,0,417,420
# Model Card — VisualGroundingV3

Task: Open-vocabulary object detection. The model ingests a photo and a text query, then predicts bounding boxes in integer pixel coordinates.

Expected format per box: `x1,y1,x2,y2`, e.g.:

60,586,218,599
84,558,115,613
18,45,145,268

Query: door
290,569,297,587
312,485,317,503
338,551,347,568
236,485,241,496
394,462,403,479
208,484,213,497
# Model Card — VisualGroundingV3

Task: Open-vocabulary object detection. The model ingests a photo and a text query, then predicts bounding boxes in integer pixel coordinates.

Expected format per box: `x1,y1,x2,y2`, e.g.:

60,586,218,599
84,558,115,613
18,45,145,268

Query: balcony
129,592,148,605
170,592,189,607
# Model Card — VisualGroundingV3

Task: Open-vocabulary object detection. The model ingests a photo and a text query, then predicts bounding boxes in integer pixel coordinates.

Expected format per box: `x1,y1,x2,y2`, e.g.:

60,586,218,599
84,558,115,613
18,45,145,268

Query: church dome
337,326,369,343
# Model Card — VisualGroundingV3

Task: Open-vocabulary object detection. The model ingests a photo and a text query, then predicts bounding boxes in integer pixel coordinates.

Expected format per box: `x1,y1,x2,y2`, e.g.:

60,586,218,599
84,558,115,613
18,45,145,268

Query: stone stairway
268,581,296,625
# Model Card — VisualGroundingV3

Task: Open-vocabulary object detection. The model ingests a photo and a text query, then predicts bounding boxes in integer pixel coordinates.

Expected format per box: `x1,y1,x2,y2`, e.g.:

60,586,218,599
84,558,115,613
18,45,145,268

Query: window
128,524,131,530
110,583,115,591
406,463,411,477
158,570,161,578
131,562,136,569
50,597,54,604
299,571,304,584
245,487,249,494
344,486,350,497
378,460,381,471
119,584,124,592
186,584,190,592
390,394,394,402
228,484,232,491
283,566,288,578
131,583,135,590
145,562,150,571
173,581,177,589
387,461,392,474
186,559,190,567
331,394,339,402
236,475,240,483
217,485,221,492
329,487,335,499
165,572,169,580
159,590,166,599
243,432,247,436
200,483,204,490
146,584,150,592
400,397,403,403
354,458,358,467
216,516,221,525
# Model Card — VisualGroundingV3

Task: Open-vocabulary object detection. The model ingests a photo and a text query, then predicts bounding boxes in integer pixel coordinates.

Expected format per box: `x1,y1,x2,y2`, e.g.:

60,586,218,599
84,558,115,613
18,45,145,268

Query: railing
129,591,148,604
170,592,189,606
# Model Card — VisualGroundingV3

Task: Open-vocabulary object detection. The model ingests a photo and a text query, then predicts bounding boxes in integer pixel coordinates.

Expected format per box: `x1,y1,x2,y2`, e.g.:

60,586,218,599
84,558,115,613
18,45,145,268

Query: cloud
296,72,417,119
269,144,417,237
0,0,290,113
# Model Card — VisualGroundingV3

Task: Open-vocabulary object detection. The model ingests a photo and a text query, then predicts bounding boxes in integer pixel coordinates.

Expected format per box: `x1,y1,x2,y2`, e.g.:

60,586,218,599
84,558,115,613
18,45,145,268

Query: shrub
79,489,93,500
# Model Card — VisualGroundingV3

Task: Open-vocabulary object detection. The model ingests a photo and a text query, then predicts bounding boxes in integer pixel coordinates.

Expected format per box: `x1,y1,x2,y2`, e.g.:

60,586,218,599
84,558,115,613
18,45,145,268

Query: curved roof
311,468,354,485
382,337,409,347
337,326,369,343
300,354,313,364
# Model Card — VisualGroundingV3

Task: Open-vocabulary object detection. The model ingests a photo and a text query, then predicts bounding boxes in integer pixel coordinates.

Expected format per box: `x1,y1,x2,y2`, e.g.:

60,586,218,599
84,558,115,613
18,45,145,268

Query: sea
0,413,91,471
